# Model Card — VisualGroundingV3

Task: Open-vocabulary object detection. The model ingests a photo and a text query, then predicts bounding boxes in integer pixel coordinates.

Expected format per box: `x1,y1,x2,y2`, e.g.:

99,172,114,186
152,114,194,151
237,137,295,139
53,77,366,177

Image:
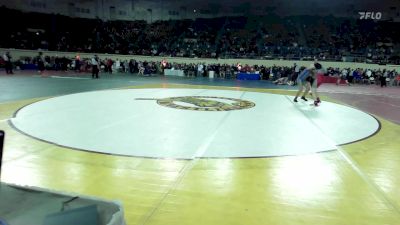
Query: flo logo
136,96,255,111
359,12,382,20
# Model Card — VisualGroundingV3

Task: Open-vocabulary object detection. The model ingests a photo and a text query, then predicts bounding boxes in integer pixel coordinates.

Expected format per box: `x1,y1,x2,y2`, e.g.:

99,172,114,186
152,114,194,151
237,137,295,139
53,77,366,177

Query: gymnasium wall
0,0,240,22
1,48,399,71
0,0,398,22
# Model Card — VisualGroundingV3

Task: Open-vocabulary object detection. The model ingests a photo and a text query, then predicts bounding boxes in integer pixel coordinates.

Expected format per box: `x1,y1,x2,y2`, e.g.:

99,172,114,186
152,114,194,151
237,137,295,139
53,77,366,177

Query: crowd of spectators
162,62,400,86
0,7,399,65
2,49,400,87
6,51,400,85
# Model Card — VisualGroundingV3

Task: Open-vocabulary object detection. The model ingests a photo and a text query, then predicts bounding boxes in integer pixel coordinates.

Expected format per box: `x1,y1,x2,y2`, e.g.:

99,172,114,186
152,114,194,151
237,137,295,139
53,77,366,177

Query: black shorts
38,62,45,71
306,76,314,84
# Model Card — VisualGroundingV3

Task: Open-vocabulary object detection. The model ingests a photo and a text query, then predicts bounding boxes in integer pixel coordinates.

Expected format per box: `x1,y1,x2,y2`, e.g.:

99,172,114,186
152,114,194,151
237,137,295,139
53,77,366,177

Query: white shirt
366,70,372,77
2,54,9,61
91,58,99,66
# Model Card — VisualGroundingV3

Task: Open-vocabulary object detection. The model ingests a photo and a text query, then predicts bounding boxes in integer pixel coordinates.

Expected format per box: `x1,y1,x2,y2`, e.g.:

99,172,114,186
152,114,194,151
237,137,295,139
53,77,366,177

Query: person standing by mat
291,63,300,85
91,55,100,79
2,51,13,74
37,52,45,76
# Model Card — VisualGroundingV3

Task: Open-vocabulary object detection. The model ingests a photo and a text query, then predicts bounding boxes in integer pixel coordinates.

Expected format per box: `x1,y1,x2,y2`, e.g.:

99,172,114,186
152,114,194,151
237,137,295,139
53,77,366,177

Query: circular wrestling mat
10,88,380,159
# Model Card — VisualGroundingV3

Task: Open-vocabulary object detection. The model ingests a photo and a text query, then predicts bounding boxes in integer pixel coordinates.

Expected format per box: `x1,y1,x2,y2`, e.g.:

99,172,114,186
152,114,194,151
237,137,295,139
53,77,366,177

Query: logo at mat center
136,96,255,111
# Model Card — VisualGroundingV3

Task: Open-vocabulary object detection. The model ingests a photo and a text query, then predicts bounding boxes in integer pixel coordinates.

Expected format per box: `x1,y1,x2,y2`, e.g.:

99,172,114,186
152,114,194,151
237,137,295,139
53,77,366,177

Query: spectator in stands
393,73,400,86
337,68,350,85
138,62,144,75
115,59,121,72
197,63,204,77
353,68,362,83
